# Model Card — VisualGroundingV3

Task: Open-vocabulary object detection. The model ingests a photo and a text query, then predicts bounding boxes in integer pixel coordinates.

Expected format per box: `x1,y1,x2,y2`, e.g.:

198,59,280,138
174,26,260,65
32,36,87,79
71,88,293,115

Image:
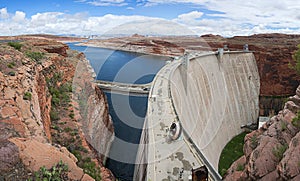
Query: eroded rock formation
0,39,114,180
72,50,115,165
224,85,300,180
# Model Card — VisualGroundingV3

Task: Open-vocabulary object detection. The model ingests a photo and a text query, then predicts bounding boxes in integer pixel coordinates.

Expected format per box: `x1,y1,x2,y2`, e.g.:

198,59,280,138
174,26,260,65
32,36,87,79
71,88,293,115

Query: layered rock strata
0,39,114,180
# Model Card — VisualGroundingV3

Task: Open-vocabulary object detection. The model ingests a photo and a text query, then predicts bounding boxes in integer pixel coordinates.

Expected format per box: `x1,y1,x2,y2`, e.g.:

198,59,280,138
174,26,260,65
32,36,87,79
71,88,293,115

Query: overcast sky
0,0,300,37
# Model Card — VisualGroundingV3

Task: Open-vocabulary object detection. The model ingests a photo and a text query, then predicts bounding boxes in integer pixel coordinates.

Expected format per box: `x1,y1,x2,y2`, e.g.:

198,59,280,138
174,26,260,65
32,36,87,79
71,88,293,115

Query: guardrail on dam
134,51,260,180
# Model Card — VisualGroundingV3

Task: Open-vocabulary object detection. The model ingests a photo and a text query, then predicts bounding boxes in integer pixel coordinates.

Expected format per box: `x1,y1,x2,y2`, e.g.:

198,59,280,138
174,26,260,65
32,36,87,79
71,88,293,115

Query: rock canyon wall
0,39,114,180
225,85,300,180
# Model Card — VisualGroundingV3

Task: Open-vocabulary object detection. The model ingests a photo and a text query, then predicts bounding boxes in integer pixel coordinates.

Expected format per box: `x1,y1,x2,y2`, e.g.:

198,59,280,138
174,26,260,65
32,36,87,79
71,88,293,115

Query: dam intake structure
134,50,260,180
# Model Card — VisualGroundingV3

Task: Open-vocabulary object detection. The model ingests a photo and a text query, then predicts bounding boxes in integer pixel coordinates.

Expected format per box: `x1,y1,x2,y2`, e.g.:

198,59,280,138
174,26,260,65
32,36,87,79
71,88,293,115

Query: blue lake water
68,43,169,180
68,43,168,84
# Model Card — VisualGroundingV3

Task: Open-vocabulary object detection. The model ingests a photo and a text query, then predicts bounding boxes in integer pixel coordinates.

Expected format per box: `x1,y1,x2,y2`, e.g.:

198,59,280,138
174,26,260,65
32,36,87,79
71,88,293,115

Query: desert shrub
32,160,68,181
64,127,72,132
272,143,288,160
50,109,59,121
26,51,44,62
250,134,259,149
7,62,16,68
292,112,300,128
281,121,288,131
23,92,32,101
8,71,15,76
70,150,102,181
290,44,300,75
69,113,75,119
236,163,245,171
8,42,22,51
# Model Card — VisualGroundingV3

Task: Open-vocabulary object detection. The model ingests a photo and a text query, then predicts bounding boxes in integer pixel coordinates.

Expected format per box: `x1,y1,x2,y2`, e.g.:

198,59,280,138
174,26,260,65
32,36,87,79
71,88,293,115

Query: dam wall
170,52,260,169
134,51,260,180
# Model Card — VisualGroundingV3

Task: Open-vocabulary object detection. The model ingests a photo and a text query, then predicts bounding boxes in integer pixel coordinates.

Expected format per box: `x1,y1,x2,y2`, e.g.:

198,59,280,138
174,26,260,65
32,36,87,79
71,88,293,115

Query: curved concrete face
170,52,260,169
134,51,260,180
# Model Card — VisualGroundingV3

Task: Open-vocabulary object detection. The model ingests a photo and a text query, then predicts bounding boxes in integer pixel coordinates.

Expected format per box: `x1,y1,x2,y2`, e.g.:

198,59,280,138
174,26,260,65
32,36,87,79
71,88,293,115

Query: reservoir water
68,43,170,180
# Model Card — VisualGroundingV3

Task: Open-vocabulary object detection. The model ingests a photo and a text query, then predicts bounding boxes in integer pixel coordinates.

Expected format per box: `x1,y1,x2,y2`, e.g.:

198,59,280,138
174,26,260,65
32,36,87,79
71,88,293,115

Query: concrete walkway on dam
134,51,260,180
94,80,151,94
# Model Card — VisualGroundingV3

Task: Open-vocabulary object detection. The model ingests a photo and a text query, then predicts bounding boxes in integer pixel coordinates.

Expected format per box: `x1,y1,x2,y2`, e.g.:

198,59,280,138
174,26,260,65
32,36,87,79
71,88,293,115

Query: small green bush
291,44,300,75
60,82,72,93
281,121,288,131
236,163,245,171
8,71,15,76
51,93,60,107
50,109,59,121
51,124,59,130
69,113,75,119
33,160,68,181
64,127,72,132
70,149,101,181
23,92,32,101
8,42,22,51
26,51,44,62
292,112,300,128
250,134,259,149
82,160,101,181
272,143,288,160
7,62,16,68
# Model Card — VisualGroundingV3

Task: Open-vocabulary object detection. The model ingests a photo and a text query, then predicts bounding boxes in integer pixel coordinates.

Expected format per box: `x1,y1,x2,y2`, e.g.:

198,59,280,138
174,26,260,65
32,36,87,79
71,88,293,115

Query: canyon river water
68,43,170,180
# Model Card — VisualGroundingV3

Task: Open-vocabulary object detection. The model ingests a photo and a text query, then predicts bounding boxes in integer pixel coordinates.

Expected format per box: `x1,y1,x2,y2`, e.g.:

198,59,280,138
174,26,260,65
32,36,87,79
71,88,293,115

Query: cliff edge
0,39,114,180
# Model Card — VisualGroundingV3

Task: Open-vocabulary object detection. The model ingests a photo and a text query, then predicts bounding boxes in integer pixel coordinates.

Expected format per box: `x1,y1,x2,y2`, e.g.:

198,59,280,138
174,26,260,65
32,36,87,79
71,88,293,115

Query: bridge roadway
94,80,151,95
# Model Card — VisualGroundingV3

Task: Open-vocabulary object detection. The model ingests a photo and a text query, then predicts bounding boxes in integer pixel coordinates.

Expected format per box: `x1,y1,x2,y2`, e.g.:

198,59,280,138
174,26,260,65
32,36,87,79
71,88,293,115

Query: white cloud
175,11,203,25
82,0,127,6
168,0,300,36
30,12,64,26
0,1,300,37
12,11,26,22
0,9,191,36
0,8,9,19
141,0,208,6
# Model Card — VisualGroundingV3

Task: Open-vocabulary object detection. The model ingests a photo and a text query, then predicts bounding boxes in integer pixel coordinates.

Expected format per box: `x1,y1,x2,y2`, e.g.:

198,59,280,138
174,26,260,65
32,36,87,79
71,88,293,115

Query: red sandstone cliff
0,39,114,180
224,85,300,180
72,49,115,166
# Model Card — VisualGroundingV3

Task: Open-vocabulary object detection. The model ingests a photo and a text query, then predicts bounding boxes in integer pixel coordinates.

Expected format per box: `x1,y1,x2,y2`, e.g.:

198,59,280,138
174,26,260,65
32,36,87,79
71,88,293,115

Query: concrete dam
134,51,260,180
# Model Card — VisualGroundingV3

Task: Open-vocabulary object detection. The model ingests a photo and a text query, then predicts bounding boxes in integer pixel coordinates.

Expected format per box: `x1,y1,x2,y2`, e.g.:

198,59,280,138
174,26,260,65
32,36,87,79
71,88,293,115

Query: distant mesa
131,33,145,38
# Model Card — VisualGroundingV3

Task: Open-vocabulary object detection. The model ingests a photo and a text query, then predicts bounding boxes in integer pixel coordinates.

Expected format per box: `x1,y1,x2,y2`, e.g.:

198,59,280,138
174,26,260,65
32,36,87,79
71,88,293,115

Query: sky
0,0,300,37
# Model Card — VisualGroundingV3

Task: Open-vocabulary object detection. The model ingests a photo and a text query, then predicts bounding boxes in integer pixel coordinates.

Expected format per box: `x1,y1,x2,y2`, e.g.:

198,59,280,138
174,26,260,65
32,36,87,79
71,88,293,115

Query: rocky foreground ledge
224,85,300,180
0,39,114,180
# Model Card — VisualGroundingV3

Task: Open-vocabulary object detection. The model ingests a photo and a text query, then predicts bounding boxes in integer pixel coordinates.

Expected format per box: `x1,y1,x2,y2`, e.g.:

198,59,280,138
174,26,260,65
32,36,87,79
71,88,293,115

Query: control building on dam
134,50,260,180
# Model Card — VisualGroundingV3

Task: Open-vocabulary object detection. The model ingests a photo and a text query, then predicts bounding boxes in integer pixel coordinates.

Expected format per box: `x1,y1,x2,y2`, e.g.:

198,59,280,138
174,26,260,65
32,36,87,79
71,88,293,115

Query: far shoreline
75,42,176,58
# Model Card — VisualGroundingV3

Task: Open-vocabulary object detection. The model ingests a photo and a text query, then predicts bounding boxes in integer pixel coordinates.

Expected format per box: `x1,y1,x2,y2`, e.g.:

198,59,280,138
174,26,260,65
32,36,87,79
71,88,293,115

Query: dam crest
134,51,260,180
